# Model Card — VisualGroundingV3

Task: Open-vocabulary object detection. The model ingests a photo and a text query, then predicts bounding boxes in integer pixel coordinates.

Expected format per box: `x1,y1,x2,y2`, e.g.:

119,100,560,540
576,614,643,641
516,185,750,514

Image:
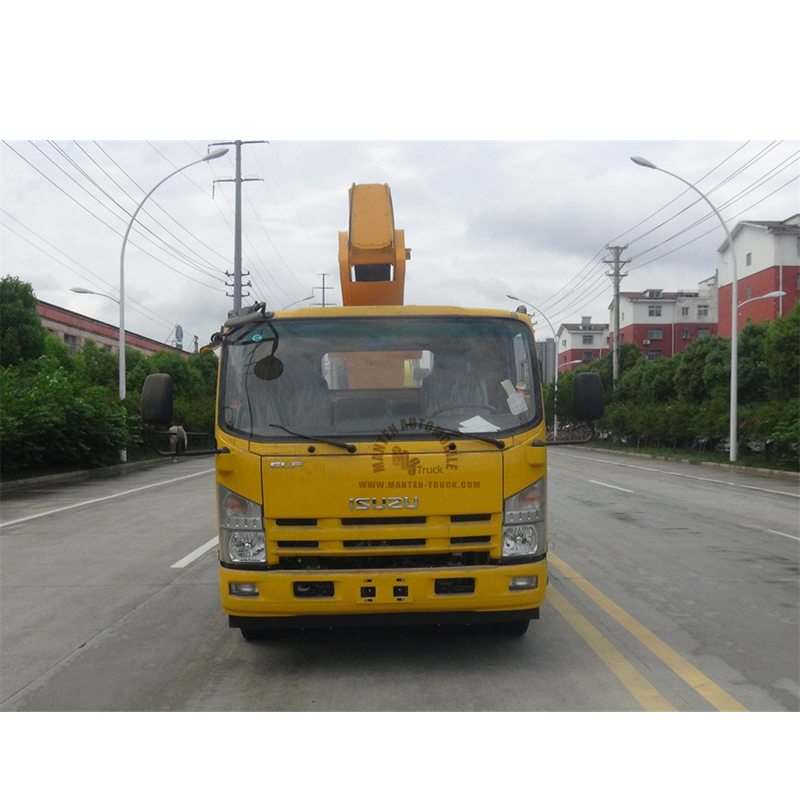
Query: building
717,214,800,337
555,316,609,373
612,277,719,361
535,337,556,384
37,301,190,359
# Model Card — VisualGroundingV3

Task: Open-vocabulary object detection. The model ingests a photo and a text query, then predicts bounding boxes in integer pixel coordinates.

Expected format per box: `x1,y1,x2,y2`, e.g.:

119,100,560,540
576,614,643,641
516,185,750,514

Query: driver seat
421,351,488,417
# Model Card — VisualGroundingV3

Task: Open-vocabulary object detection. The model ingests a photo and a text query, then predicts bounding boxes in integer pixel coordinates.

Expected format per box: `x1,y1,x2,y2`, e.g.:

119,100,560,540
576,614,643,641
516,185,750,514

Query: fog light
230,582,259,597
509,576,538,591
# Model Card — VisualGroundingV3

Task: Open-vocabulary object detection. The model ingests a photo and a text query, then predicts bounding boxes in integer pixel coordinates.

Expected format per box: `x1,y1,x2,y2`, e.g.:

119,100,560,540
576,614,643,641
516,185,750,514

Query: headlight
218,485,265,563
502,478,546,558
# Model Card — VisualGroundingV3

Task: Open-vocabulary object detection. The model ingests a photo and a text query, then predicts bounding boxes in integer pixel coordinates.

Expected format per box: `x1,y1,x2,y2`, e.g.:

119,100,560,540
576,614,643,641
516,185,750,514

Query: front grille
451,514,492,523
268,512,495,570
450,535,491,545
277,551,491,571
343,538,426,548
277,540,319,549
342,516,426,526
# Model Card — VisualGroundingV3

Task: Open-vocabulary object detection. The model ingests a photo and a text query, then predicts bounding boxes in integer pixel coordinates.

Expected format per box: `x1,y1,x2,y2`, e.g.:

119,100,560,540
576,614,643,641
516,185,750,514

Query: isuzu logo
348,497,419,511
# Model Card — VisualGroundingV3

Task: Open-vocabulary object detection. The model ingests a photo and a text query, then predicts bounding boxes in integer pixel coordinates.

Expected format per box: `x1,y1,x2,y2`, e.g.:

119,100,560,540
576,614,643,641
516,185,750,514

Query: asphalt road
1,450,797,712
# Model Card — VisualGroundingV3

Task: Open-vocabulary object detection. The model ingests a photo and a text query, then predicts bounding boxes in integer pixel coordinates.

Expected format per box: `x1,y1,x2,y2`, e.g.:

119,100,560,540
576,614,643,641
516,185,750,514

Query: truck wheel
492,619,530,636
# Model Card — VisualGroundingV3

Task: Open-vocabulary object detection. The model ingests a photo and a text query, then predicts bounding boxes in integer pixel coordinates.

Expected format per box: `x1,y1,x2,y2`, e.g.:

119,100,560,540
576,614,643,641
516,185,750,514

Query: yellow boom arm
338,183,410,306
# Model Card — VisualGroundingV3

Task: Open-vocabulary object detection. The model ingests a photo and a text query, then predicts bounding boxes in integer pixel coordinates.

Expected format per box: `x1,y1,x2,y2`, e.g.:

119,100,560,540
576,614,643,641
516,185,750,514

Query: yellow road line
548,586,677,711
549,553,749,712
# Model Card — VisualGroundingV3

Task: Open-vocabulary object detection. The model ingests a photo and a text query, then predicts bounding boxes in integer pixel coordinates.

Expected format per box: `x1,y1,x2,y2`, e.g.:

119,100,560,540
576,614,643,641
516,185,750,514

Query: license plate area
358,576,412,604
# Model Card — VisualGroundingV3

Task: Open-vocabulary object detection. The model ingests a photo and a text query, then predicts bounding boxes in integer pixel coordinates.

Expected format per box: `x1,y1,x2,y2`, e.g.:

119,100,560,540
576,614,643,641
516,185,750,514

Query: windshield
219,315,541,441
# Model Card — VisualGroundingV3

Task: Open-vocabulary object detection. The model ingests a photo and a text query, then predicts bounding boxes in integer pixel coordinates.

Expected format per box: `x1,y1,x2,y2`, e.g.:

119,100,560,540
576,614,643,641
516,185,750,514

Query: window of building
647,328,663,340
582,351,594,362
697,305,709,317
698,328,710,338
647,349,663,361
63,334,81,355
681,306,689,316
648,290,662,298
681,329,691,340
582,335,593,345
648,305,662,317
746,252,752,266
745,286,752,300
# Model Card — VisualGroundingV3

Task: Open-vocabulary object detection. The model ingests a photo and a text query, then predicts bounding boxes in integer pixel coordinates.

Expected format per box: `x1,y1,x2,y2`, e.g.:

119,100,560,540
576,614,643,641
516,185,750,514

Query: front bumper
221,559,546,630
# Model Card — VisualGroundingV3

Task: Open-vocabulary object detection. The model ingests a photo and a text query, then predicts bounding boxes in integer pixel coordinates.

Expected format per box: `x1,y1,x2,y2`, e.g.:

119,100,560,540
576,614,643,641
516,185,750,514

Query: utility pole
313,273,336,307
210,140,266,312
604,245,630,384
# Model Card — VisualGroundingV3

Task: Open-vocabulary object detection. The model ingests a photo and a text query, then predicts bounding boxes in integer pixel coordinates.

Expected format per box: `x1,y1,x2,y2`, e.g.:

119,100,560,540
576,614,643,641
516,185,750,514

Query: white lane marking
171,537,218,568
587,479,634,494
0,469,215,529
563,454,800,498
767,529,800,543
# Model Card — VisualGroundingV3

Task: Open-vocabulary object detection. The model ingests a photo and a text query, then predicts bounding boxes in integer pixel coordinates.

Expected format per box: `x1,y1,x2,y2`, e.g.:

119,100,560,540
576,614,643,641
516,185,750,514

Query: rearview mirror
141,373,174,427
573,372,605,422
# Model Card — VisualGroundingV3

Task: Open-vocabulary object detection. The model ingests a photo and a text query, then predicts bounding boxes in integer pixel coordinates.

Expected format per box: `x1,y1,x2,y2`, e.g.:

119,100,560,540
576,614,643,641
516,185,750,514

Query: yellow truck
142,183,604,639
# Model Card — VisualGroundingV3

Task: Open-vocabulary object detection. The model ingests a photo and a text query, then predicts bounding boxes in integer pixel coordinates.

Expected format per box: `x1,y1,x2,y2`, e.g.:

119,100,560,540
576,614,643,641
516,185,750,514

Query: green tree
0,276,48,367
674,335,731,404
0,355,128,473
765,301,799,401
738,319,770,404
74,339,119,390
188,350,220,395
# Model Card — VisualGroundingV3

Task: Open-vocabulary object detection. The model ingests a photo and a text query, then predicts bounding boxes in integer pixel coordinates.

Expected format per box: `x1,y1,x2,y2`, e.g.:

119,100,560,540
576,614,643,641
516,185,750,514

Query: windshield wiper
436,426,506,450
268,424,357,453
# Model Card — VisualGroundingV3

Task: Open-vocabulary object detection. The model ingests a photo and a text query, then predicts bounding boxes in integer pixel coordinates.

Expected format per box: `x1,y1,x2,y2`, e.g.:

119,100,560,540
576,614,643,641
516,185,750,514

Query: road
0,450,797,712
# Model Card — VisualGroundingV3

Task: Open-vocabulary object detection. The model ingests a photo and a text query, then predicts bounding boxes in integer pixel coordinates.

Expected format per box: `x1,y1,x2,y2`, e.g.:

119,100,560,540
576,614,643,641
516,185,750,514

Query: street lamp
281,293,315,310
71,287,118,304
631,155,741,462
117,146,228,462
738,290,786,313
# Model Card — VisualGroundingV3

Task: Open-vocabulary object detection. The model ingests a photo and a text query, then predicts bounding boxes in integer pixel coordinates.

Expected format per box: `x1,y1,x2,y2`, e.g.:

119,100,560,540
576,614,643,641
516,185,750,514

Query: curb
578,445,800,480
0,458,169,495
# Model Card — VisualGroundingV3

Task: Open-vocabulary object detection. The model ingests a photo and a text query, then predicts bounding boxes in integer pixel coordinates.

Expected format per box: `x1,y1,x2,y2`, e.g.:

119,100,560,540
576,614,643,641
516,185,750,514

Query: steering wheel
429,404,497,416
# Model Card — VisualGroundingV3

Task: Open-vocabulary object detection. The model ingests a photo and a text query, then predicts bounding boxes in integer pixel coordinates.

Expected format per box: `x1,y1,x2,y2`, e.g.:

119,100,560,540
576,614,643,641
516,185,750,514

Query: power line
3,141,227,291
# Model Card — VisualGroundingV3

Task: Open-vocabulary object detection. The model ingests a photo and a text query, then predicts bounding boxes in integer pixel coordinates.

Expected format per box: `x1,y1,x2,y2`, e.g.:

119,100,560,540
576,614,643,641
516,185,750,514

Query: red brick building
555,316,609,373
37,301,190,359
613,278,719,361
717,214,800,337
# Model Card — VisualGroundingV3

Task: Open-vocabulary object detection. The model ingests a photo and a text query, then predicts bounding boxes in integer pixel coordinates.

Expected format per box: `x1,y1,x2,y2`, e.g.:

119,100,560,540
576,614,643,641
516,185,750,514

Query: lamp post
631,155,741,462
117,147,228,462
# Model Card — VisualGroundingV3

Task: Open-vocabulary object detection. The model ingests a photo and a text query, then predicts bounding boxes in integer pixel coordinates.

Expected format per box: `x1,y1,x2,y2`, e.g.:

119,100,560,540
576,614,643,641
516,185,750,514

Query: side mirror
573,372,605,421
141,373,174,427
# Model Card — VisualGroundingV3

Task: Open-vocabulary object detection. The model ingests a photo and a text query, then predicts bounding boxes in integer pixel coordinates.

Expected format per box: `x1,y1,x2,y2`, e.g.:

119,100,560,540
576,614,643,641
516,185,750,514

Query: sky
2,139,798,350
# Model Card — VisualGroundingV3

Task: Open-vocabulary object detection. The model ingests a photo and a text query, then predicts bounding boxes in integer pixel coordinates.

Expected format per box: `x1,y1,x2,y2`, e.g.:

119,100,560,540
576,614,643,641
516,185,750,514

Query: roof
559,322,608,332
719,213,800,252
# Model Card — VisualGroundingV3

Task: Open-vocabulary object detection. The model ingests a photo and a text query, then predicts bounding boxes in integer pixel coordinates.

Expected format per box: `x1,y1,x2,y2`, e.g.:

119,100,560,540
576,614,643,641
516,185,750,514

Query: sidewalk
0,458,173,495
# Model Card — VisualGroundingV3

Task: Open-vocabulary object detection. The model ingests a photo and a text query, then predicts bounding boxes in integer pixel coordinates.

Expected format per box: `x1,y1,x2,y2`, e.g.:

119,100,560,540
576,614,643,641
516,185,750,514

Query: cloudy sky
2,139,798,350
